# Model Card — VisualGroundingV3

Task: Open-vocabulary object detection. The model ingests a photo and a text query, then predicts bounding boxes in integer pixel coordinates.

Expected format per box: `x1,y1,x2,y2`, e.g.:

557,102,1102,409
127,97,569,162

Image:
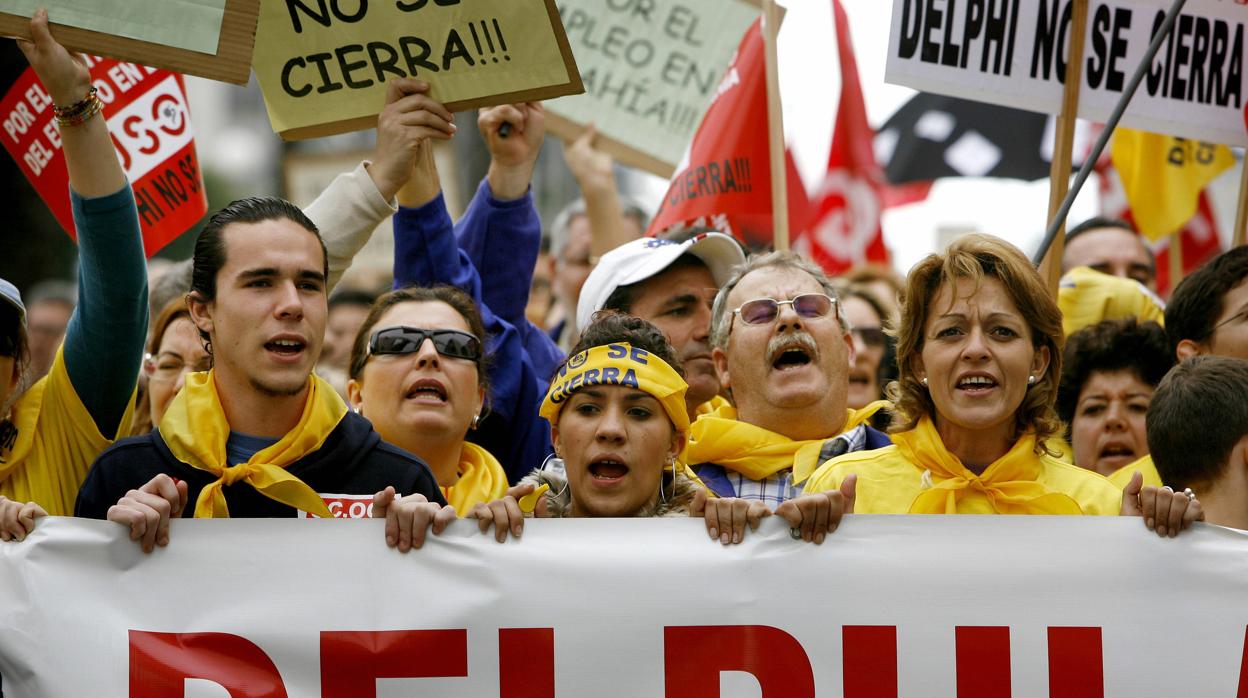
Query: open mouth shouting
404,377,448,404
264,334,307,361
955,372,999,395
768,335,818,372
1097,440,1137,467
587,454,629,485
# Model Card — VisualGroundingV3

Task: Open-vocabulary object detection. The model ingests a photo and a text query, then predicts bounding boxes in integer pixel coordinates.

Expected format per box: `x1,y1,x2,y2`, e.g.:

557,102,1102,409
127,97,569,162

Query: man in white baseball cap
576,231,745,420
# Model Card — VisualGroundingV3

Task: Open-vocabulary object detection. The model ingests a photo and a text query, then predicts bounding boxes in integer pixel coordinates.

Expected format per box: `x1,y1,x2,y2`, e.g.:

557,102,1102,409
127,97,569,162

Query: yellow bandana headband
540,343,690,432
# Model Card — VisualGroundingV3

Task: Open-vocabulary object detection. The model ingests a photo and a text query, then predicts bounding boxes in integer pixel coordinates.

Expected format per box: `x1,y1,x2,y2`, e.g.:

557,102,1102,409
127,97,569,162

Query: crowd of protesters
5,12,1248,567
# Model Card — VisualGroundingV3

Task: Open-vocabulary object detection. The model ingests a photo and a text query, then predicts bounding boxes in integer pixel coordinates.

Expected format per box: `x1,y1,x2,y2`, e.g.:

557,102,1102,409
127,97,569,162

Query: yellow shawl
442,442,508,513
160,371,347,518
893,416,1085,515
684,400,887,484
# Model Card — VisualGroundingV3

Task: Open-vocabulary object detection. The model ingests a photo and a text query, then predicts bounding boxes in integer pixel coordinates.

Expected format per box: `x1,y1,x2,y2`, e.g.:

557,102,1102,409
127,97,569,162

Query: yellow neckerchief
160,371,347,518
442,441,508,512
540,343,689,431
694,394,731,419
0,380,44,482
893,415,1084,515
685,400,887,484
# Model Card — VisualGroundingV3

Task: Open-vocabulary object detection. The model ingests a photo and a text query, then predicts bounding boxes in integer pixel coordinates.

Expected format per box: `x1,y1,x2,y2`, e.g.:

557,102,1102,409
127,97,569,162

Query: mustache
766,331,819,363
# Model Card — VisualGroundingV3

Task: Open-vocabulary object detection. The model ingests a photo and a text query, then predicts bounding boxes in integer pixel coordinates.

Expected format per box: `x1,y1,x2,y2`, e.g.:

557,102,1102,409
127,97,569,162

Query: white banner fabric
885,0,1248,147
3,516,1248,696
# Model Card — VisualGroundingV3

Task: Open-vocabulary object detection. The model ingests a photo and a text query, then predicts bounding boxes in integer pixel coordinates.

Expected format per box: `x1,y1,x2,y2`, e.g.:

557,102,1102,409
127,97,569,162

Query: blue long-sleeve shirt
453,180,564,383
392,190,553,483
65,185,149,436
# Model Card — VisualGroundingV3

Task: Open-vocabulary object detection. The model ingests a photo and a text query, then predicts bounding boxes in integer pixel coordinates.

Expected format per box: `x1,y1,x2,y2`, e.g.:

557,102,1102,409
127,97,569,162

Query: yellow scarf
160,371,348,518
442,442,508,513
893,416,1084,515
684,400,887,484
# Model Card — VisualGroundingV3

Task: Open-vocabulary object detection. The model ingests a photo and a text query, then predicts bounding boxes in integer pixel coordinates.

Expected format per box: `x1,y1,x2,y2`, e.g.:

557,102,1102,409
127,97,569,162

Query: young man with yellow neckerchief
76,198,445,550
687,252,891,511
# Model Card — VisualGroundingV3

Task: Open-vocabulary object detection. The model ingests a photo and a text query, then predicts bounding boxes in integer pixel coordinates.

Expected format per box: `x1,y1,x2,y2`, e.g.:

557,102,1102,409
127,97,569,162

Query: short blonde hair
890,234,1064,452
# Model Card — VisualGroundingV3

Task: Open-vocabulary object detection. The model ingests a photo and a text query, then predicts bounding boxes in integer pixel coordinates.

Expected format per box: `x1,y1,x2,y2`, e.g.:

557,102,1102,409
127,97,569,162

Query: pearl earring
1027,375,1036,384
921,377,928,387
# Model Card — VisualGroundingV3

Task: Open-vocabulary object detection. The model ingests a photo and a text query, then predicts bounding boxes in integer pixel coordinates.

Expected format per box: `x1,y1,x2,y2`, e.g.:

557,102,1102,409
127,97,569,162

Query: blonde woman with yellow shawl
803,235,1201,535
346,285,508,514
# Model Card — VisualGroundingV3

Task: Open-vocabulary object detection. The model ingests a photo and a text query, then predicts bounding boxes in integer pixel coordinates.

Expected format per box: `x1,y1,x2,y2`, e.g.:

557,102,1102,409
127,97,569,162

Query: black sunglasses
368,326,482,361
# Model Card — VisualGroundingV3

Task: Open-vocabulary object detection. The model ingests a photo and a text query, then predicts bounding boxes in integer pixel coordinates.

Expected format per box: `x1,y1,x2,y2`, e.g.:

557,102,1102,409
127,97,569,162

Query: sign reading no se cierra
252,0,584,140
886,0,1248,147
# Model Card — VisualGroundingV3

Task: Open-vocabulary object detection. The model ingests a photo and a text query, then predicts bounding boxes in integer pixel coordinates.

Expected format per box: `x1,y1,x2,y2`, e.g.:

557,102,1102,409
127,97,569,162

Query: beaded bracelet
53,87,102,128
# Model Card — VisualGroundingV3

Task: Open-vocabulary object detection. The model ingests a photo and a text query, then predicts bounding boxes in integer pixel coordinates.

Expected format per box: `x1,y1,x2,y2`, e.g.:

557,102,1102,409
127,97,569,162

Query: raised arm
564,125,635,258
307,79,454,291
19,10,146,438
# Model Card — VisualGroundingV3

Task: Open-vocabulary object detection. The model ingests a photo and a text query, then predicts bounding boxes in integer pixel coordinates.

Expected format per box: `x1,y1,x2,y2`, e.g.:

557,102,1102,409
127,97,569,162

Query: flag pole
1169,231,1186,288
1037,0,1089,296
1234,156,1248,248
762,0,789,251
1031,0,1189,267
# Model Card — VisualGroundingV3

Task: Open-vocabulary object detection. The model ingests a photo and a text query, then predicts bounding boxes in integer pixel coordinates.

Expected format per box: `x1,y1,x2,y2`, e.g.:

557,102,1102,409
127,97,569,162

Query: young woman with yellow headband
797,235,1200,535
471,314,699,540
347,285,508,513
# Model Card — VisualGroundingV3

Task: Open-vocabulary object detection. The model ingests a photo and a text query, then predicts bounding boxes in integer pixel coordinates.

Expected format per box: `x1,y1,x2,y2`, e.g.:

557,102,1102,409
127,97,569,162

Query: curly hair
889,234,1065,452
1056,318,1172,428
565,312,684,380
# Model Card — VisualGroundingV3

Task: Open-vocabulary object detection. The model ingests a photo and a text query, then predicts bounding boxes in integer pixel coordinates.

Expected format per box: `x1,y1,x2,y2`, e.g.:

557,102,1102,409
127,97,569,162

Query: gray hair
548,197,651,259
709,251,845,350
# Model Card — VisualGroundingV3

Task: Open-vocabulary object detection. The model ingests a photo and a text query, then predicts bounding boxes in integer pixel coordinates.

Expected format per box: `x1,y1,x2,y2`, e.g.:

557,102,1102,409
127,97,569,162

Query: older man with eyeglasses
686,251,892,544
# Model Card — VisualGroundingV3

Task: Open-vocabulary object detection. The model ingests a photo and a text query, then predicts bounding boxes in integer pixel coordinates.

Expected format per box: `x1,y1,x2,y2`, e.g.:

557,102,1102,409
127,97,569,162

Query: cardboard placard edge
0,0,259,85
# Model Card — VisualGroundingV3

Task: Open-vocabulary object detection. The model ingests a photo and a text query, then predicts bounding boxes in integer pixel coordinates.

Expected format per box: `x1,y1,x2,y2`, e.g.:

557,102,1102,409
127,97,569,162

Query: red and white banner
4,516,1248,696
0,58,207,258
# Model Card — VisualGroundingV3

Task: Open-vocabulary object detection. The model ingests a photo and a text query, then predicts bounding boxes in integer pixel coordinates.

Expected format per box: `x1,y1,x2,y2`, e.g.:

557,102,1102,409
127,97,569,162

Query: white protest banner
885,0,1248,147
544,0,760,177
4,516,1248,695
251,0,584,140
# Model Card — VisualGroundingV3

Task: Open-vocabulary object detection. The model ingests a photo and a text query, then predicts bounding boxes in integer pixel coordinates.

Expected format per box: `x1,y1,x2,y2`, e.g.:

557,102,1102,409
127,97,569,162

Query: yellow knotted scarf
685,400,887,484
893,415,1084,515
442,442,508,512
159,371,348,518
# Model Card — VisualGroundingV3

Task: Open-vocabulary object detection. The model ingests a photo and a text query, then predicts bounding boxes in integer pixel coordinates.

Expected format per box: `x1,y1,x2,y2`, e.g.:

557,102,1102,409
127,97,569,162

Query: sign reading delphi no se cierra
886,0,1247,147
252,0,584,140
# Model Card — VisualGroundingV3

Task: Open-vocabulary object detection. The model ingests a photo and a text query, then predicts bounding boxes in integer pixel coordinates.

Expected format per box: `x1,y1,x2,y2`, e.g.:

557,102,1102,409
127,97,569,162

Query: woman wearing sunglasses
840,286,895,413
800,235,1200,535
471,313,700,540
346,285,508,512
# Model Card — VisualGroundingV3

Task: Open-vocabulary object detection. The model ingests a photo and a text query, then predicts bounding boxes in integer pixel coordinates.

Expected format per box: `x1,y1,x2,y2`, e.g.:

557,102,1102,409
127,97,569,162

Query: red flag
800,0,888,275
1098,162,1222,298
0,58,208,257
647,19,812,248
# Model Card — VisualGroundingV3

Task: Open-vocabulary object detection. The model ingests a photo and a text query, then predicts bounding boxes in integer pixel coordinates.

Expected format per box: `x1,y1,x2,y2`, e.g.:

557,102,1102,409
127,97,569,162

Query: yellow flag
1111,128,1232,242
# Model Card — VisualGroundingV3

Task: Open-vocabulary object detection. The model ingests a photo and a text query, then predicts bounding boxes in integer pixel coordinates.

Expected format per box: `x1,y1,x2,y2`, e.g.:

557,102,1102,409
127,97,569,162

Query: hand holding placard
366,78,456,202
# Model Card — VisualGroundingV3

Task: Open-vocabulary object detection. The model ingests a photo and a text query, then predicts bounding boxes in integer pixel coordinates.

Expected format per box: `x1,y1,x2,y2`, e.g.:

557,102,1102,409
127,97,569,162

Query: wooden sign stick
1037,0,1089,296
1235,157,1248,248
762,0,789,252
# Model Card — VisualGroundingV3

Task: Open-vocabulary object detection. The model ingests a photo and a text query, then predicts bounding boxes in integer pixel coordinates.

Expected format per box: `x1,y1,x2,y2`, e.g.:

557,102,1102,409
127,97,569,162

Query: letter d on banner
129,631,287,697
664,625,814,697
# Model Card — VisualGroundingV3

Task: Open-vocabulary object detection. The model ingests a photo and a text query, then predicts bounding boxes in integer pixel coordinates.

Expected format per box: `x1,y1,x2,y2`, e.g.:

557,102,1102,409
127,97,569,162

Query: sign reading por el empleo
252,0,585,140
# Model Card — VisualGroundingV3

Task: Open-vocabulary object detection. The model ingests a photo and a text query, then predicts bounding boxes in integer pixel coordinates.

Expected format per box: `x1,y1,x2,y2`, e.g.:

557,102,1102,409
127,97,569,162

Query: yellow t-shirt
1107,454,1163,489
442,441,509,513
0,348,134,516
806,422,1122,516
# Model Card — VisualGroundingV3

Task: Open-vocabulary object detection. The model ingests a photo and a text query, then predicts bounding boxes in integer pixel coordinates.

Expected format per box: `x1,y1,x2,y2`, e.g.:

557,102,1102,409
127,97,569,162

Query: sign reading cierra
280,0,514,98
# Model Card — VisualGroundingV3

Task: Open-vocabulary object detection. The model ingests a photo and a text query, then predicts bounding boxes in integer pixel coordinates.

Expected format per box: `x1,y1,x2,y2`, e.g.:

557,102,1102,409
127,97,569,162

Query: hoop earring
470,414,480,430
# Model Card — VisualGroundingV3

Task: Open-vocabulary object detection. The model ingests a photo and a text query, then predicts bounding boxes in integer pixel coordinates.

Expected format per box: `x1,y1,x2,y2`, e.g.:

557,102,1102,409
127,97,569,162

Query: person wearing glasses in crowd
839,285,895,415
130,298,213,436
685,252,891,544
75,197,446,554
1166,246,1248,362
471,314,701,541
0,12,148,525
799,235,1199,537
346,285,507,514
